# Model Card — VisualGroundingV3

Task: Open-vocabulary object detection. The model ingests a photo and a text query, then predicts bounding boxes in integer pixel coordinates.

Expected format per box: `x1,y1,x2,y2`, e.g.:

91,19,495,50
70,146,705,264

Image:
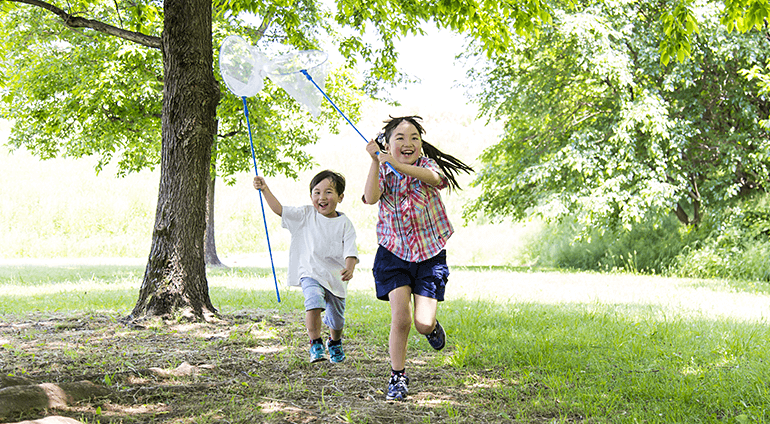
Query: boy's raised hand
253,176,268,192
253,176,283,216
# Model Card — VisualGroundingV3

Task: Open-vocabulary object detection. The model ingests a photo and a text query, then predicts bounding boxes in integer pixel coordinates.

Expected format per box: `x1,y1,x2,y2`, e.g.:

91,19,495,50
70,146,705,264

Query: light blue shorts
300,277,346,331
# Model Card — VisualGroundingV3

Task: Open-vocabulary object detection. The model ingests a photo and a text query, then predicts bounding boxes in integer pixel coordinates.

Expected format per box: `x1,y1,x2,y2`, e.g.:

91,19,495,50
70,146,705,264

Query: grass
3,104,770,421
2,264,770,423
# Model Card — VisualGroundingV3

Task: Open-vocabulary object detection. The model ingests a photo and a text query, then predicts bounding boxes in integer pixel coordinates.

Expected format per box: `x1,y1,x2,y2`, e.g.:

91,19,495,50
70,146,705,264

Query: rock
11,416,85,424
0,375,34,389
0,381,111,421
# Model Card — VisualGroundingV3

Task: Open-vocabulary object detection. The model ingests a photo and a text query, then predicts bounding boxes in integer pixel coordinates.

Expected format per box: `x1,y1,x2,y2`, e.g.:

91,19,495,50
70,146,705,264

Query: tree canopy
465,0,770,233
0,1,361,182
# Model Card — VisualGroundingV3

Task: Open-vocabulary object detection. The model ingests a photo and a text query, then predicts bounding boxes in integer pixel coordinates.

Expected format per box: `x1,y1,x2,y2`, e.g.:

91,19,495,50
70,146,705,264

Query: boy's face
386,120,422,165
310,177,343,218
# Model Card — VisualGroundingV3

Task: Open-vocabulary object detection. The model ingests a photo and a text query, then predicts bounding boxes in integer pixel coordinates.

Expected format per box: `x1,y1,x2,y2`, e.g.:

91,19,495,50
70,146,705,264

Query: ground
3,268,768,423
0,309,519,424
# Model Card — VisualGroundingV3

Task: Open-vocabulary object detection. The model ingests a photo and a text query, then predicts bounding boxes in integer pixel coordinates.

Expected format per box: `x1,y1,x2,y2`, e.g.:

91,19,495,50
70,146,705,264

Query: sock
328,337,342,346
311,337,323,346
391,368,405,378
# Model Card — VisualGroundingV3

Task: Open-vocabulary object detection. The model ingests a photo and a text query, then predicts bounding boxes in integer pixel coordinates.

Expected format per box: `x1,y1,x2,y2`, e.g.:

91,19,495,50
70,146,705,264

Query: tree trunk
674,202,690,225
692,197,701,227
204,168,225,267
130,0,219,321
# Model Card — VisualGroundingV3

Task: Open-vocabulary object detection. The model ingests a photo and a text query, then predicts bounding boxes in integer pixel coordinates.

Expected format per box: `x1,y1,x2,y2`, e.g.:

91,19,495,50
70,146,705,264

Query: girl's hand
340,267,354,281
253,176,268,191
366,139,381,160
377,151,395,165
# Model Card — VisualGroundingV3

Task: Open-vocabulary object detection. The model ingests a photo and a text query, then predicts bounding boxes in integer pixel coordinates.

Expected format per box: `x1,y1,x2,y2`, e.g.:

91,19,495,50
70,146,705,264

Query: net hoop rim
219,34,266,97
264,50,328,77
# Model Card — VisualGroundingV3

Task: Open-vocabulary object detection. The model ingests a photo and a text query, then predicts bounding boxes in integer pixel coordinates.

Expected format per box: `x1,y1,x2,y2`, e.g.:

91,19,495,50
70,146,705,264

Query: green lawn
2,263,769,423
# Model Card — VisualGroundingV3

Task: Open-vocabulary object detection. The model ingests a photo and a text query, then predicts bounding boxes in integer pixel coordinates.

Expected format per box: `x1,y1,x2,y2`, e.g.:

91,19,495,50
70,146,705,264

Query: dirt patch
0,311,520,424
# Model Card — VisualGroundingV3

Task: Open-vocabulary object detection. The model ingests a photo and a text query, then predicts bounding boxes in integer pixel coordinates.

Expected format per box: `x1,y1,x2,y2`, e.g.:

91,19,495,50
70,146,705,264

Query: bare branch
7,0,161,49
254,8,273,41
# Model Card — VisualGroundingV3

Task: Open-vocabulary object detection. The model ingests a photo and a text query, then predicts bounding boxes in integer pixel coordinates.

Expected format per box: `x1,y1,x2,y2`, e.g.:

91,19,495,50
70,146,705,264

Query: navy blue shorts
372,246,449,301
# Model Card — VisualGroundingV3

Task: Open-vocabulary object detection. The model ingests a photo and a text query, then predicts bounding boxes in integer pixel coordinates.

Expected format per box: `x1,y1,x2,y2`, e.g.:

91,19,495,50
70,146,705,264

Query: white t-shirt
281,205,358,298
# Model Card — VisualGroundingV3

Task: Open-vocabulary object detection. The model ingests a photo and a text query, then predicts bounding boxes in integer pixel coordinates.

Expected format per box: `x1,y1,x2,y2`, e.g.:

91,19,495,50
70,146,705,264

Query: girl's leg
306,308,323,340
388,285,413,370
413,294,438,335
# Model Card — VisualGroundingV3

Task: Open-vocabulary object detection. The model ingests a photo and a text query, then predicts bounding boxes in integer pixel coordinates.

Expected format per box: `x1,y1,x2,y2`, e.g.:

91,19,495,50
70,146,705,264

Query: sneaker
386,374,409,401
309,341,326,363
426,320,446,351
327,338,345,363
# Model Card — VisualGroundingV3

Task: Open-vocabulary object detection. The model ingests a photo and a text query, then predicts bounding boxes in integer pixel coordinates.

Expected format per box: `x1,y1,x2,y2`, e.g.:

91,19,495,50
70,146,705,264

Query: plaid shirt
375,156,454,262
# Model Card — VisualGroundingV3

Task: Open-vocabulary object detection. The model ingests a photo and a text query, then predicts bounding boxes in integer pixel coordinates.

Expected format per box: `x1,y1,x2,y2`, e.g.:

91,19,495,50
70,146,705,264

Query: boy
253,170,358,363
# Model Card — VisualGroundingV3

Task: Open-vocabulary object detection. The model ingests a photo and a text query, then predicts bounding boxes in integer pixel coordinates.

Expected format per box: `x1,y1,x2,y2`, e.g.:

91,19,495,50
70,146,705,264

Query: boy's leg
306,308,323,340
323,293,346,363
302,277,326,340
307,309,326,363
387,285,413,371
330,327,343,341
301,277,328,363
322,291,346,342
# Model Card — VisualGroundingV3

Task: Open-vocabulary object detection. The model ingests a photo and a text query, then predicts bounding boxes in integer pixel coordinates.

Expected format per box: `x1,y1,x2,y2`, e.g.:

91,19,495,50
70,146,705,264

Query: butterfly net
219,35,266,98
264,50,329,117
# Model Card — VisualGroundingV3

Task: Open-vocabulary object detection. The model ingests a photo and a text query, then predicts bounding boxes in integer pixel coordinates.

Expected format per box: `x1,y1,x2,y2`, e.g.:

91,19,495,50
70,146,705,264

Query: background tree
465,0,770,235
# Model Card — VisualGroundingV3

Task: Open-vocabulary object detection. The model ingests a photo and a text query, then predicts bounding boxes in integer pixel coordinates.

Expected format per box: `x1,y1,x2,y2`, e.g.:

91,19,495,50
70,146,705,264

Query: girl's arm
377,152,443,187
363,140,382,204
253,176,283,216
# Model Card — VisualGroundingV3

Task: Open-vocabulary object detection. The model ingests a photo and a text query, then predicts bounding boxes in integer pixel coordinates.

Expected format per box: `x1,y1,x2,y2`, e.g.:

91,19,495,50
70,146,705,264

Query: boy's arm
253,176,283,216
340,256,357,281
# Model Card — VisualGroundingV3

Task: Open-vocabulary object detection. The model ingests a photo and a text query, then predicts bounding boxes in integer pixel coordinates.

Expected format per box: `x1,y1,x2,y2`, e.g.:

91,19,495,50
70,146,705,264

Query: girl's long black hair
380,115,474,190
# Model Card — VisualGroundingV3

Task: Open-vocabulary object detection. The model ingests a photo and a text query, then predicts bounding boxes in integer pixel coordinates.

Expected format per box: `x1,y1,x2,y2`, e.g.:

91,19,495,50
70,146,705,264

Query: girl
363,115,473,401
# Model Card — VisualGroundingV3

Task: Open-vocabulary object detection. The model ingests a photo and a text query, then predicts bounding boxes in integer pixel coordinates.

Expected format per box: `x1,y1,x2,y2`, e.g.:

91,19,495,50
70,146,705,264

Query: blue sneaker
309,341,326,363
327,338,345,363
386,374,409,401
426,320,446,351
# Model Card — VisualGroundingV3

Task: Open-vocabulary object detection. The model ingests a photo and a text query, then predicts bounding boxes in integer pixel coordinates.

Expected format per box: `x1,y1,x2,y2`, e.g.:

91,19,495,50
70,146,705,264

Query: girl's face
386,120,422,165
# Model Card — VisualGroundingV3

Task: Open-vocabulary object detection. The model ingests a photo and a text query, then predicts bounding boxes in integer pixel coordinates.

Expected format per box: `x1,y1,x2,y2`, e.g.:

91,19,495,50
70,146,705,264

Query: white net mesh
219,35,267,98
264,50,329,118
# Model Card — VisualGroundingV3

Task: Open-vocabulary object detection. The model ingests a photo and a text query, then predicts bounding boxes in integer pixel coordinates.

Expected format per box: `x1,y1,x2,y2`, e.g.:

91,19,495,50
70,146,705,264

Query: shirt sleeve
420,157,449,190
281,205,306,232
342,217,358,261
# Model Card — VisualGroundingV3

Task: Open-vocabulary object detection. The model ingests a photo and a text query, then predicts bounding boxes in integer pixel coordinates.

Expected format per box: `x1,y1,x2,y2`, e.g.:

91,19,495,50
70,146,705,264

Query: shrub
526,214,687,274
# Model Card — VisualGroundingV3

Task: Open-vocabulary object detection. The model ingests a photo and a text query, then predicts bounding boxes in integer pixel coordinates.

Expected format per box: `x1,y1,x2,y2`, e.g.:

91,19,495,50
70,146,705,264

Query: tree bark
204,169,225,267
130,0,219,321
692,198,701,226
674,202,690,225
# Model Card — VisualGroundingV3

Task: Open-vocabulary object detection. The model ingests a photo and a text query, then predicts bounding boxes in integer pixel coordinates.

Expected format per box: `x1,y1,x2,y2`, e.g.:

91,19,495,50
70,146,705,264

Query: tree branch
7,0,161,49
673,202,690,225
254,8,274,41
